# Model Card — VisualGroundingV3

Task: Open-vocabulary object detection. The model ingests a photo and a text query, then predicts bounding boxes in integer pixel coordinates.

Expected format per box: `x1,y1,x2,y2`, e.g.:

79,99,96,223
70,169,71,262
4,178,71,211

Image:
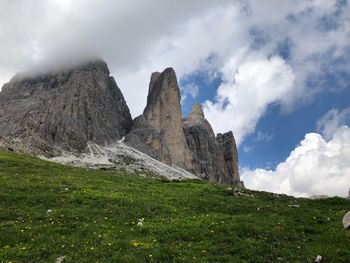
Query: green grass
0,151,349,263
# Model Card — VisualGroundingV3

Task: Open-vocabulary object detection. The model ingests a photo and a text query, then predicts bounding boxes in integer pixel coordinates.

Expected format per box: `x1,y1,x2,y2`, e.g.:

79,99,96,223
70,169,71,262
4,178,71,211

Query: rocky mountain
0,60,132,156
126,67,242,186
0,60,242,185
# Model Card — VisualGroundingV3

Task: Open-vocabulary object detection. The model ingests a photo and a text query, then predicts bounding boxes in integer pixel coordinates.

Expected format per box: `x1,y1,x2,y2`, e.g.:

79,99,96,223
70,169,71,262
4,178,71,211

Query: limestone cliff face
126,68,194,169
0,60,132,155
183,103,241,185
216,131,241,184
183,103,228,183
127,68,242,185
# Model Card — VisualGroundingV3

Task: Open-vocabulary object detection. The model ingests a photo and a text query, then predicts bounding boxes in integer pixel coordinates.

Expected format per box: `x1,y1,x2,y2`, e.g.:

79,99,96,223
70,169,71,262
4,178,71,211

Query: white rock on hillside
41,141,199,181
343,211,350,229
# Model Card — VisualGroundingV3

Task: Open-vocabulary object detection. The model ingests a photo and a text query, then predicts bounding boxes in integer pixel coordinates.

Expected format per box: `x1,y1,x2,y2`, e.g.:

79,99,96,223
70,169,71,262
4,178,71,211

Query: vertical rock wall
216,131,241,185
142,68,194,169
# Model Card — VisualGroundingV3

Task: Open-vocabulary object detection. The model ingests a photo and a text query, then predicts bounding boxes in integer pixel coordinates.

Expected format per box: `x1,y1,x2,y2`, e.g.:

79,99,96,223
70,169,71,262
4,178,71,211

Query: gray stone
187,103,205,123
0,59,132,155
315,255,322,263
55,256,66,263
343,211,350,229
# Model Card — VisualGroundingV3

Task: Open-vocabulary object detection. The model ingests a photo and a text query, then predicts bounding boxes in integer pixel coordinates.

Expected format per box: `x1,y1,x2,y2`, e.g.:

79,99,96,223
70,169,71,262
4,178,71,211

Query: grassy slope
0,152,349,263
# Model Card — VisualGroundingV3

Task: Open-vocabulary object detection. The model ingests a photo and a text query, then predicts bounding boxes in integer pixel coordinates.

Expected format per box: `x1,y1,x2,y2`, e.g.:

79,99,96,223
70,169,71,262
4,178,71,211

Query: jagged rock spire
188,103,205,122
216,131,240,182
127,67,194,169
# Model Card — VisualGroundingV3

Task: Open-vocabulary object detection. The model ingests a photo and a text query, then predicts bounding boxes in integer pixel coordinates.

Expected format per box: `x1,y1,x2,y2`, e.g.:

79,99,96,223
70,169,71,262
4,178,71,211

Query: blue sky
0,0,349,197
237,84,350,169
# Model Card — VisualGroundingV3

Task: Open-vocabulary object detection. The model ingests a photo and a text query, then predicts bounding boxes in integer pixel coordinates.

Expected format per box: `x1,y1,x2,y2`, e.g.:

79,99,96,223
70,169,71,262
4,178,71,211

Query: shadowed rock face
216,131,241,184
124,114,162,161
183,104,227,183
0,60,132,155
184,103,241,185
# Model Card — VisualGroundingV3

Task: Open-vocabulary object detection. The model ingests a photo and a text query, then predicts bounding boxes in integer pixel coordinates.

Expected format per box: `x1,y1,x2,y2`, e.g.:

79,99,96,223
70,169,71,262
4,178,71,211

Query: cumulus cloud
202,0,350,141
116,3,244,114
241,125,350,198
204,55,295,144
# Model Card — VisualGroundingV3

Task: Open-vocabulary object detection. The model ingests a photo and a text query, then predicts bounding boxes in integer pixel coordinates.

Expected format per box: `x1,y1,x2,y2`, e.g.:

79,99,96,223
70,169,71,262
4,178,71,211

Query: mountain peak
6,58,109,86
188,103,205,122
0,60,132,155
145,67,180,116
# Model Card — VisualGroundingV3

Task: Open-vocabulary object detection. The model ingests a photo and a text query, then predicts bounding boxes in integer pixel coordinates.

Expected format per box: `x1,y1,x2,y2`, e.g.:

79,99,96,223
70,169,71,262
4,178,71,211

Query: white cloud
254,131,274,142
241,104,350,197
317,107,350,140
241,126,350,197
204,55,295,144
243,145,253,153
202,0,350,142
181,83,199,104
